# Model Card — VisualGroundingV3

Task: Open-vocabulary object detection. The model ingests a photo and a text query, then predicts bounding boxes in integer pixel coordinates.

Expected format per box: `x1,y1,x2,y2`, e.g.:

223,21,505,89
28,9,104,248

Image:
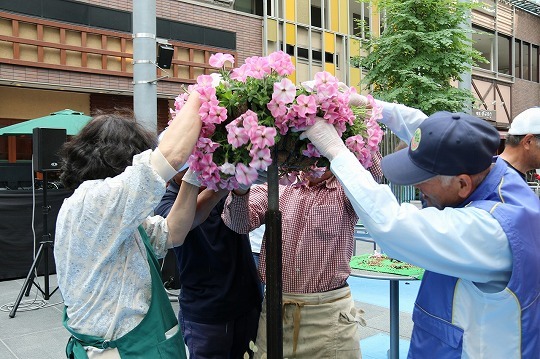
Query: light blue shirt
330,100,512,290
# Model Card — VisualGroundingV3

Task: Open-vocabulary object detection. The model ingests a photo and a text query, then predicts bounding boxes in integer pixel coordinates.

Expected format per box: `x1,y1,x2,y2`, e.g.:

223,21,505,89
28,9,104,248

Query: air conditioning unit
213,0,235,7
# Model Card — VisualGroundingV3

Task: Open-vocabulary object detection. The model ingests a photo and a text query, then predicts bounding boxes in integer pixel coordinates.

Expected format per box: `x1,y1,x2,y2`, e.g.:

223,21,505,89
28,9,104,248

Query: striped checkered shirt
222,158,383,293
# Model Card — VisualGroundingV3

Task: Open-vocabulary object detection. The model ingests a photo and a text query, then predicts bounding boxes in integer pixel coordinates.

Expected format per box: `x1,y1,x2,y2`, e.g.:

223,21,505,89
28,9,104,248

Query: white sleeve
375,100,428,144
331,151,512,284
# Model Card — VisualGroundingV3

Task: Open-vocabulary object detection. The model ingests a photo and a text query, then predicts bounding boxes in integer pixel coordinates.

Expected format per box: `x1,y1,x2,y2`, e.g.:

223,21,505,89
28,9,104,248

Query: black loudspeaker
32,128,67,172
157,44,174,69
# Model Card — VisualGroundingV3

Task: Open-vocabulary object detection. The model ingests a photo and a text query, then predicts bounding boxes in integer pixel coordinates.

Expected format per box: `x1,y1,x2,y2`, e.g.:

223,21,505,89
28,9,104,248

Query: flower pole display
172,51,383,190
173,51,383,358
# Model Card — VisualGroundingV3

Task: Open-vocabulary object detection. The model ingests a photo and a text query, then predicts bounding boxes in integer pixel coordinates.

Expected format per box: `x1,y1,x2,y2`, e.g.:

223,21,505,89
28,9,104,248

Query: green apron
63,226,186,359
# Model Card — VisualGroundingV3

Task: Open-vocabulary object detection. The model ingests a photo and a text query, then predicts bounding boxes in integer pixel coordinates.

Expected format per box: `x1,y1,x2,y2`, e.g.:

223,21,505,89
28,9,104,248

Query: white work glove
337,82,368,107
181,169,201,187
300,117,348,162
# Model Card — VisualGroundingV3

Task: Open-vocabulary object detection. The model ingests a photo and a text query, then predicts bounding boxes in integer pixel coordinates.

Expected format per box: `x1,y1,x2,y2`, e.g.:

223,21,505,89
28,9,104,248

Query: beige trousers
253,285,365,359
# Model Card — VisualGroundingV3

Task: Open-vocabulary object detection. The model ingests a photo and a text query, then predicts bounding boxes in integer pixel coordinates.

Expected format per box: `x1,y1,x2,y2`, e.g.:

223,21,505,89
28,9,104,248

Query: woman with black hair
55,93,209,358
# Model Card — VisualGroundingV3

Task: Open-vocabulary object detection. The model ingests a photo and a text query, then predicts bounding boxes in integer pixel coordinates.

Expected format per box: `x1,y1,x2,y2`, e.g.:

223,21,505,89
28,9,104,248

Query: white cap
508,107,540,135
158,127,189,172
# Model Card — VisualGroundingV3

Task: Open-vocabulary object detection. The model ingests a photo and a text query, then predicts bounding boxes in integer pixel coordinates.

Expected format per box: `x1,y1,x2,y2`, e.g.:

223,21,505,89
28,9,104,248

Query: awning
0,109,91,136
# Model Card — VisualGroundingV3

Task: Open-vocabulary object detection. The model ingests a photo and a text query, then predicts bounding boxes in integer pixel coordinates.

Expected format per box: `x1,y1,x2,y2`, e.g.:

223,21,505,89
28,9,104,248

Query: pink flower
268,51,295,76
314,71,338,87
345,135,365,154
235,163,259,186
240,111,259,132
209,53,235,68
230,64,251,82
197,86,217,102
292,94,317,118
173,53,384,191
267,99,288,118
219,162,236,175
279,171,298,185
302,143,321,158
249,148,272,170
208,104,228,124
197,137,220,153
272,78,296,104
249,126,277,149
227,126,250,148
197,75,215,87
245,56,271,79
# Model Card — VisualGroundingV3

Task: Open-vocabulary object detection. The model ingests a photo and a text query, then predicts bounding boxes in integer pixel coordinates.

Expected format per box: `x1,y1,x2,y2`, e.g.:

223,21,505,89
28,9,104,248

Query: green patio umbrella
0,109,92,136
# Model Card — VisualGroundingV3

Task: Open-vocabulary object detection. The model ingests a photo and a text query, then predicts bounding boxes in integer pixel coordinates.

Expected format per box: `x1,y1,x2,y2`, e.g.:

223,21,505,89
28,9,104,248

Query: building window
497,34,511,75
284,44,337,65
515,39,521,78
533,45,539,83
311,6,322,28
473,25,494,71
234,0,264,16
351,1,370,38
523,42,531,81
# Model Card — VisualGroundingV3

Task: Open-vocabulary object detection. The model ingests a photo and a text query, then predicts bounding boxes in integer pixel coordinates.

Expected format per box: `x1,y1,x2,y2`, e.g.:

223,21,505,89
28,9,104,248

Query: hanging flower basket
172,51,383,190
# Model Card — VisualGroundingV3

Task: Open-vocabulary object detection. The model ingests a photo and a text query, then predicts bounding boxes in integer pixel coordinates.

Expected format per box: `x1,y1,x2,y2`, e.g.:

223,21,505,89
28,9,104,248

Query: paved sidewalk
0,241,418,358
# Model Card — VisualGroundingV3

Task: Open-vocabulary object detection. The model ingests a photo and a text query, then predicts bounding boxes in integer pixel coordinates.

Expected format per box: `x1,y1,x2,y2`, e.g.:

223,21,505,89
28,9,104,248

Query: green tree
355,0,486,115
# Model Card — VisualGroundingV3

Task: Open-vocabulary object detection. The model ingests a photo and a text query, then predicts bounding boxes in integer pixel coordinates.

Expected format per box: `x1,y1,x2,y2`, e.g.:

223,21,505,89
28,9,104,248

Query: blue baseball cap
381,112,500,185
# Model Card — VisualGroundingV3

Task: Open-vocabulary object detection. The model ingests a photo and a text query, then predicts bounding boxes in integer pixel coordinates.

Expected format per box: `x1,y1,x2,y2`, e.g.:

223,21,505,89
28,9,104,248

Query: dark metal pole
42,171,51,300
265,152,283,358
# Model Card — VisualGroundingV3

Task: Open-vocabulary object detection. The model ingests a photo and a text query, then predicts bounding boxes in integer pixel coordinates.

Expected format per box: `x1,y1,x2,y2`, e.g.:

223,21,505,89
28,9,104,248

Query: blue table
350,268,417,359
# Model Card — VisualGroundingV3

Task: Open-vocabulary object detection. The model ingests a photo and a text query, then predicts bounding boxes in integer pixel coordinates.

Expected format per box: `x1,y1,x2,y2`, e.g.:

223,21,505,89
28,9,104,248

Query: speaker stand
9,171,59,318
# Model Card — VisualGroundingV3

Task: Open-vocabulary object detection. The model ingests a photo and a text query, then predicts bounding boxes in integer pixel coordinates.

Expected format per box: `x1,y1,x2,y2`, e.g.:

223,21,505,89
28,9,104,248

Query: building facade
0,0,538,164
0,0,263,162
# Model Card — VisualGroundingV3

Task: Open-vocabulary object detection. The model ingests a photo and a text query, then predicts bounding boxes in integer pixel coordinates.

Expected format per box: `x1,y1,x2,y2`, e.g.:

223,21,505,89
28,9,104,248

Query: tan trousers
253,285,365,359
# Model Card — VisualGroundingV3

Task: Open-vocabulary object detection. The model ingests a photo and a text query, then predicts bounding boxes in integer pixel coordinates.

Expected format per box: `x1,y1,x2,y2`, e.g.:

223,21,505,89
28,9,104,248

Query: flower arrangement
172,51,383,191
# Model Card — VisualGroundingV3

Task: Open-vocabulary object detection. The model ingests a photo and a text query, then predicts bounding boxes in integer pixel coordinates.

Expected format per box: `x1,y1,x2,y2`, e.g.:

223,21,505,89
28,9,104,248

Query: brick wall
90,93,171,131
511,9,540,118
512,79,540,116
514,9,540,45
75,0,263,63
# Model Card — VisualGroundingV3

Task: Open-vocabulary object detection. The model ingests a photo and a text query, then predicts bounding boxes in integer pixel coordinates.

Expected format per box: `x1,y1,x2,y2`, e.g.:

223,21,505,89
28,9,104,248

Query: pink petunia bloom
174,93,189,110
219,177,238,191
345,135,365,154
200,122,216,138
245,56,271,79
197,75,215,87
209,53,235,68
292,94,317,118
197,86,217,102
302,143,321,158
268,51,295,76
199,99,220,121
197,137,220,153
230,64,251,82
314,71,338,87
200,164,221,184
272,78,296,104
267,99,288,118
249,147,272,170
219,162,236,175
208,104,228,124
279,171,298,185
250,126,277,149
241,110,259,132
274,116,290,135
227,125,250,148
235,163,259,186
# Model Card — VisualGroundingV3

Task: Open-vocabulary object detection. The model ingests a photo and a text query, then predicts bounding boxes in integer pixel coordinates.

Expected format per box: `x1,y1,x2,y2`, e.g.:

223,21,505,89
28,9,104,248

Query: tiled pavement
0,241,419,359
